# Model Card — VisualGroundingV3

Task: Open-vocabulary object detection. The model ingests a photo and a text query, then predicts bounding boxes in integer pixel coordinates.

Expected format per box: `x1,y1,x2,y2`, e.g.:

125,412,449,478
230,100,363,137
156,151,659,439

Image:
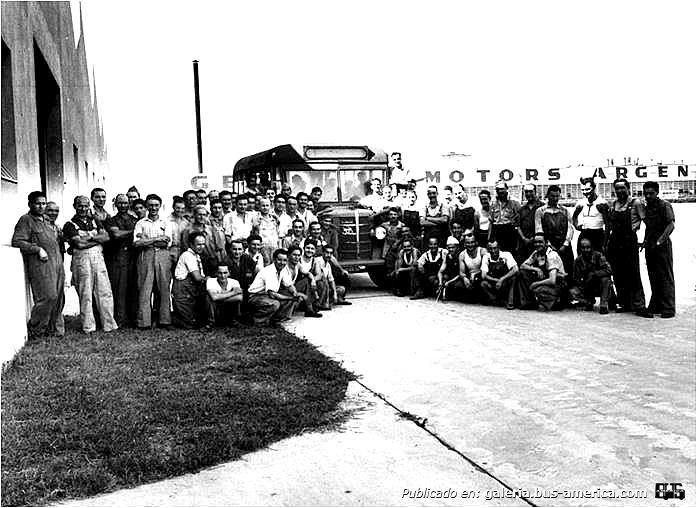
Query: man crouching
569,237,614,314
247,249,304,326
515,234,566,311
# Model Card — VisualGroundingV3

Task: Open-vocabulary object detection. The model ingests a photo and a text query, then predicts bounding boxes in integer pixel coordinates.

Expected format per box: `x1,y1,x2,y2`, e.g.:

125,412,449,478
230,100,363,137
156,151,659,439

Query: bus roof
233,144,388,178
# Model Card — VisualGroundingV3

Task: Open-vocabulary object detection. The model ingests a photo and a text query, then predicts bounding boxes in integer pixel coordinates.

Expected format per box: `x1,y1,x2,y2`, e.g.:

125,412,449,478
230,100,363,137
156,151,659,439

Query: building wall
1,1,107,364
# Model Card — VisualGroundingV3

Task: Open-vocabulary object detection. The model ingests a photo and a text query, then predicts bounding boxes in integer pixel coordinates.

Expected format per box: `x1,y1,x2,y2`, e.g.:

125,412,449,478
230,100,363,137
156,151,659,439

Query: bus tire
368,266,390,289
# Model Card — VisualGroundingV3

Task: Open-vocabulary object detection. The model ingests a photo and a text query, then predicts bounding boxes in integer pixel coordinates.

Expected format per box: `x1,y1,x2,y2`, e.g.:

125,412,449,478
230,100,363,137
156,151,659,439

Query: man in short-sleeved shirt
248,249,304,325
515,234,567,311
206,265,243,327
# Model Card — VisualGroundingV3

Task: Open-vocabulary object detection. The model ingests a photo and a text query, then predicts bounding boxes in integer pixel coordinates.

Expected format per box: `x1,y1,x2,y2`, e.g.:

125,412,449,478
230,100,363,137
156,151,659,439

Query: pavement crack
354,380,537,507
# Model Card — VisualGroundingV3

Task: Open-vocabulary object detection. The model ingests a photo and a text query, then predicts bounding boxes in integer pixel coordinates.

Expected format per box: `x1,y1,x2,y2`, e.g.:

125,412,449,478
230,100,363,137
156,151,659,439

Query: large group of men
12,157,677,339
370,161,675,319
12,184,354,338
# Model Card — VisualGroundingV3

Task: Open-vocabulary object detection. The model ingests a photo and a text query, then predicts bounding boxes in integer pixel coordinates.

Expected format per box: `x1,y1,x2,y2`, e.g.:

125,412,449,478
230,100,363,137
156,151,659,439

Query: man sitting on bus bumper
247,249,304,326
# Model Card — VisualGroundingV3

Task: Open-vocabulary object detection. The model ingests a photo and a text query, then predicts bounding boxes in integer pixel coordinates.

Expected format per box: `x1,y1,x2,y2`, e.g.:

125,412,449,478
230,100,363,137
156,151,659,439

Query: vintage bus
232,144,391,285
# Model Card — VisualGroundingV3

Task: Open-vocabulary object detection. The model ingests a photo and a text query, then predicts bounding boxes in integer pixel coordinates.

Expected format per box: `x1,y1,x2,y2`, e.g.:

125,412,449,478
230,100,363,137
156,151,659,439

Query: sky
76,0,697,197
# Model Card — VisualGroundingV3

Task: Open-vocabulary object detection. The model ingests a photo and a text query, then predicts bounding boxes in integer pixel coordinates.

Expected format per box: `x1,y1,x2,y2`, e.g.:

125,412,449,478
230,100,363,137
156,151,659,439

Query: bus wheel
368,267,390,289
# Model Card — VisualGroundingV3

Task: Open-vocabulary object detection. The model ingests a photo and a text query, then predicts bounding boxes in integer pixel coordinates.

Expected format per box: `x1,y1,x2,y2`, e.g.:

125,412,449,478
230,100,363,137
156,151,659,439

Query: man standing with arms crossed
133,194,175,329
63,196,118,333
105,194,139,327
12,191,65,340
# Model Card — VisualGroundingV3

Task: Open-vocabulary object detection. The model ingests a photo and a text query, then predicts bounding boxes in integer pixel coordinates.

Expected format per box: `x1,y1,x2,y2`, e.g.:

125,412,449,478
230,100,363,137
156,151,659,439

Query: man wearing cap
517,183,544,262
491,181,521,255
438,237,463,301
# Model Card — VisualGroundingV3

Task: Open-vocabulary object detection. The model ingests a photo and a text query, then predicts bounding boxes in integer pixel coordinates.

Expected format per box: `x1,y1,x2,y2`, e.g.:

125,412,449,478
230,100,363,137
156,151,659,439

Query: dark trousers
607,235,646,311
172,277,207,328
107,248,138,327
481,277,515,306
569,275,612,306
512,271,566,310
491,224,518,254
207,295,240,326
645,243,675,315
445,277,481,303
394,268,417,296
415,269,439,297
26,256,64,338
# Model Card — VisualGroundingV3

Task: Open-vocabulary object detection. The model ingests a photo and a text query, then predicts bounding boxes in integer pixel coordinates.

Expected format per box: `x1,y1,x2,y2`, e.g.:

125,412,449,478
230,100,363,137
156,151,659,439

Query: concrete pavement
283,275,695,507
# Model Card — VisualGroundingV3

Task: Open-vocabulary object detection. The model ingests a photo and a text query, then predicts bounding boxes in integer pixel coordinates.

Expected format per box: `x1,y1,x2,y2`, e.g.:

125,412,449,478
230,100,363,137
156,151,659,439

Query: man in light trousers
63,196,118,333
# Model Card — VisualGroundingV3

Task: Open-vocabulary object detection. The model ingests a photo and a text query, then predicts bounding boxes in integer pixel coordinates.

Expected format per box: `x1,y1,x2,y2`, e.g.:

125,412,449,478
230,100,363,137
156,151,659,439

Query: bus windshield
287,168,387,202
287,170,338,201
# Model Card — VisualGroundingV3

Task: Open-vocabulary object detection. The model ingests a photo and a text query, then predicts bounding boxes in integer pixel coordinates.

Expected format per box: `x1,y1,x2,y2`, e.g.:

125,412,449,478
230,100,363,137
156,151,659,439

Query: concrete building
1,1,107,363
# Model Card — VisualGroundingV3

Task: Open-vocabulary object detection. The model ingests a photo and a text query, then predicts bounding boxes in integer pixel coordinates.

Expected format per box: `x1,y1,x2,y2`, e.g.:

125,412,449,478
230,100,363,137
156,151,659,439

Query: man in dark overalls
12,191,65,340
411,236,446,300
105,194,139,327
607,178,652,317
480,239,518,308
639,181,675,318
172,232,208,328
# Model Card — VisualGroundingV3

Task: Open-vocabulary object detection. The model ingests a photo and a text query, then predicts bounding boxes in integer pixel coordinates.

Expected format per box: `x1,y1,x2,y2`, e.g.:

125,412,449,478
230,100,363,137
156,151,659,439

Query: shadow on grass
1,318,355,506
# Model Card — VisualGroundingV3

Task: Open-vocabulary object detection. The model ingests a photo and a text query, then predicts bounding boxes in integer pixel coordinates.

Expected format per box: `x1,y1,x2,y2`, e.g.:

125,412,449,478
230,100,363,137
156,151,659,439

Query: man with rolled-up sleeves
63,196,118,334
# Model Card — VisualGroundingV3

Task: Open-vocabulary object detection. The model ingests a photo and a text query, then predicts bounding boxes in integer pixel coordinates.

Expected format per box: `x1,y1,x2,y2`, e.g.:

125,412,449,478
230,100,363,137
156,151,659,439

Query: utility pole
193,60,203,174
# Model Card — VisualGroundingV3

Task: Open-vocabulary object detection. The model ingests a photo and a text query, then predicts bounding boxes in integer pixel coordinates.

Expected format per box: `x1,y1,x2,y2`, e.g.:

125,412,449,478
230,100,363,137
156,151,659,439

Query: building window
1,39,18,185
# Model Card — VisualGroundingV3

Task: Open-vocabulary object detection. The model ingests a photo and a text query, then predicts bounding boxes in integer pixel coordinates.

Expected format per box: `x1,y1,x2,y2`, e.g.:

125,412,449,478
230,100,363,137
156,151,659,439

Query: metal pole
193,60,203,174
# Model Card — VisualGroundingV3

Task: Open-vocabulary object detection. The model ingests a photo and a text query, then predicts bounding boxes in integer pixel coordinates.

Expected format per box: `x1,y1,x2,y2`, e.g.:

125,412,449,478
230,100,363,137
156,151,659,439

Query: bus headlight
374,226,387,240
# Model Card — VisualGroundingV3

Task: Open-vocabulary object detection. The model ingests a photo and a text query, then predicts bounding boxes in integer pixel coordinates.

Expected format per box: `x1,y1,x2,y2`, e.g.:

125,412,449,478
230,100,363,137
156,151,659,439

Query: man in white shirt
223,195,255,245
295,192,318,232
206,264,243,328
248,249,304,325
133,193,175,328
273,195,293,238
480,239,518,309
172,232,208,329
388,151,411,185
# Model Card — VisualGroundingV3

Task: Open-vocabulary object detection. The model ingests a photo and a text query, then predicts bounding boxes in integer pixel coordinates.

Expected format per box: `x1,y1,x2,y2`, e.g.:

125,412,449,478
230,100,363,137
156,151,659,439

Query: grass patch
1,318,353,506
